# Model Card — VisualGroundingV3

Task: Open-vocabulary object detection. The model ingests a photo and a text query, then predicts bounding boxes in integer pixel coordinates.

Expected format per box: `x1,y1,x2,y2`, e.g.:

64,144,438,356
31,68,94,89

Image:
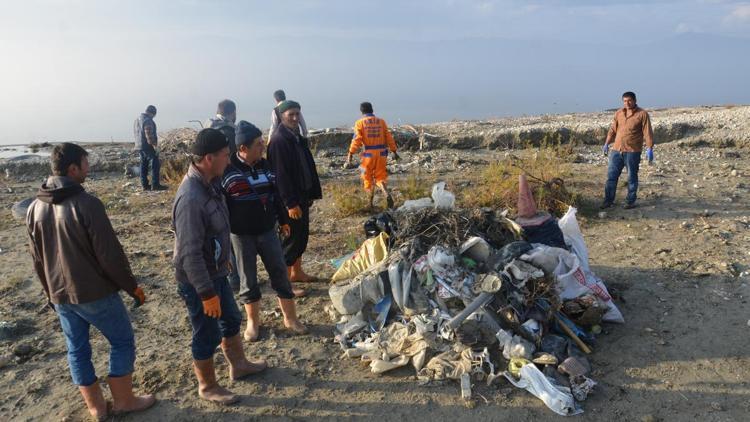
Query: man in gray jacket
172,128,266,405
205,99,241,291
27,143,155,420
133,105,166,191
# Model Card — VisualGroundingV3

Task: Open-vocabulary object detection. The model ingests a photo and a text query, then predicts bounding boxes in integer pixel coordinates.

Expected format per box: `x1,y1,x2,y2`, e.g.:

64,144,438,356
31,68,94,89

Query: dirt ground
1,141,749,421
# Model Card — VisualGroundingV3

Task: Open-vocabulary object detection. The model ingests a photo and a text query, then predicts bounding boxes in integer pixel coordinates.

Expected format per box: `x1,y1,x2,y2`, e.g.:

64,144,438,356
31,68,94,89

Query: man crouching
172,128,267,404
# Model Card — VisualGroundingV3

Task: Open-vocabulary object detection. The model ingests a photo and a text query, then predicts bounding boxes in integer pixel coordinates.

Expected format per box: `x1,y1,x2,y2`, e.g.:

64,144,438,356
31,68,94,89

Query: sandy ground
1,140,749,421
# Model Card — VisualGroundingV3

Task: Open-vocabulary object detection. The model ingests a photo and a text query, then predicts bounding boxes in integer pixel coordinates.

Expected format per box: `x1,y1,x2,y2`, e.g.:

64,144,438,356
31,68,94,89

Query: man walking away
173,129,267,405
222,121,307,342
27,143,155,420
267,100,322,290
270,90,308,137
133,105,166,191
345,102,400,209
601,91,654,210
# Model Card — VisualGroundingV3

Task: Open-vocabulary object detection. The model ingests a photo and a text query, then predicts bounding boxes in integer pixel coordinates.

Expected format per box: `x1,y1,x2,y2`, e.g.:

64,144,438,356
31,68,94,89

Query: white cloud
675,22,693,33
725,3,750,23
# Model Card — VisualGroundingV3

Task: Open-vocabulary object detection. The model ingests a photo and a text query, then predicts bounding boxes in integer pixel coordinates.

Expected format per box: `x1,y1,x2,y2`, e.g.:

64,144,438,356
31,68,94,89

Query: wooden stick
555,315,593,354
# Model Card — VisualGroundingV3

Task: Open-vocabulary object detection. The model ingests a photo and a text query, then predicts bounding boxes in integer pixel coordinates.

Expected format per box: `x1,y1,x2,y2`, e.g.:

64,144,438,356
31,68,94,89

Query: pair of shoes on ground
600,201,637,210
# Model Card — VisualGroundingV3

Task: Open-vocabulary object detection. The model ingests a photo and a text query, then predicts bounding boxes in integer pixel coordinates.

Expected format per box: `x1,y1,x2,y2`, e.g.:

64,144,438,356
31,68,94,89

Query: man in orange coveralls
345,102,400,208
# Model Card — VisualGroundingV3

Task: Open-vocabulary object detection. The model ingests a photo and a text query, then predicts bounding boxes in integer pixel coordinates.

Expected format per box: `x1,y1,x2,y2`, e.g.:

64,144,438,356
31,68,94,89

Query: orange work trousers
360,146,388,191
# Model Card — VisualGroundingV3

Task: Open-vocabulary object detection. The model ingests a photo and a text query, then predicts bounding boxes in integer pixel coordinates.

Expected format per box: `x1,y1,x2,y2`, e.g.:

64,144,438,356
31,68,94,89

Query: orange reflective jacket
349,114,397,157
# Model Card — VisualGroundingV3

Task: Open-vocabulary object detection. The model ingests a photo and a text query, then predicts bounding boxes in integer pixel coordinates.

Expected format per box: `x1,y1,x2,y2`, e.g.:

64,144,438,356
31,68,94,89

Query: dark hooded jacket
26,176,138,306
267,124,322,209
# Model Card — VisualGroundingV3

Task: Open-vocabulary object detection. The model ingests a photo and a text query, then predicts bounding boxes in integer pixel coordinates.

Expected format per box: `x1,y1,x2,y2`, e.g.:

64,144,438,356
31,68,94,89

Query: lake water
0,145,51,160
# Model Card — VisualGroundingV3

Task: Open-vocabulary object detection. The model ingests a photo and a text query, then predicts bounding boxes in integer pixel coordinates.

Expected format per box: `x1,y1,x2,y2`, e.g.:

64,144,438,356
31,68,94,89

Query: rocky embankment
2,105,748,180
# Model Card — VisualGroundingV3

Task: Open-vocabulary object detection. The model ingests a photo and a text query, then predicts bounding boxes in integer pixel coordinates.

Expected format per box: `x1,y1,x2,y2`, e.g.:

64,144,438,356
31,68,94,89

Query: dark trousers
604,150,641,205
139,148,160,188
177,277,242,360
231,229,294,304
282,206,310,266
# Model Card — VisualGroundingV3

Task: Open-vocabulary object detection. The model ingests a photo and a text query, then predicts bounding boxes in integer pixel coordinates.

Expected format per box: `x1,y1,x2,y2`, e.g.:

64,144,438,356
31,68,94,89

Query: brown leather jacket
26,176,138,306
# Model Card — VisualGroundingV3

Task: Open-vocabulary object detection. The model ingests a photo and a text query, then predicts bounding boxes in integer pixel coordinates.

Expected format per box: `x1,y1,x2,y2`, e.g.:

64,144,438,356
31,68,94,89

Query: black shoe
151,184,168,191
599,201,613,210
623,202,637,209
141,185,151,192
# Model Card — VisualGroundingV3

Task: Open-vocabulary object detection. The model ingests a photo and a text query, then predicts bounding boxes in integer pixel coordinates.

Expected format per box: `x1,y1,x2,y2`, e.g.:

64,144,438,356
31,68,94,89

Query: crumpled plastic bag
520,245,624,323
504,363,583,416
364,322,433,374
497,328,535,360
331,232,389,282
431,182,455,210
398,197,433,212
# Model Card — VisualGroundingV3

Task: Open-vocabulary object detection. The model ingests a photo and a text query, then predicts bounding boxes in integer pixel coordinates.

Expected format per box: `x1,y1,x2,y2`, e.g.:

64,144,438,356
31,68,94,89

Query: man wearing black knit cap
172,128,266,405
267,101,322,288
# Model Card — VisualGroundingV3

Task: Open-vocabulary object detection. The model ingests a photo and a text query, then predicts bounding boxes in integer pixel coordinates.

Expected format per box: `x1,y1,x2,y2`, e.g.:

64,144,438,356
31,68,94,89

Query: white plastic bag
427,246,455,276
558,206,590,271
431,182,455,209
504,363,583,416
398,197,433,212
554,249,625,323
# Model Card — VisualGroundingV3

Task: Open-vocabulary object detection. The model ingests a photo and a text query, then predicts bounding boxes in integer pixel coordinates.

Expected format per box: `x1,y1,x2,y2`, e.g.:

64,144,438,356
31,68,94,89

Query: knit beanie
235,120,263,146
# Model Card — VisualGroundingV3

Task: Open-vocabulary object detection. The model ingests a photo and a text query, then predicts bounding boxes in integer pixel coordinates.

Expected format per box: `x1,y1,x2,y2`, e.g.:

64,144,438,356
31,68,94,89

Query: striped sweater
221,153,288,235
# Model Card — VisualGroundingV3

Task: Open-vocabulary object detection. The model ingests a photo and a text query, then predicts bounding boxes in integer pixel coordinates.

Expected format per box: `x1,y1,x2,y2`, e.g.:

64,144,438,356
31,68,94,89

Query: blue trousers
177,277,242,360
604,150,641,205
55,293,135,386
139,148,160,188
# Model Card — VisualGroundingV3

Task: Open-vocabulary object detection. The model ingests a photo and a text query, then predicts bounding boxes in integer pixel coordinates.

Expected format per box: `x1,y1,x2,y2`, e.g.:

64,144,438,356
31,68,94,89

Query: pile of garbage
158,127,198,155
327,177,624,416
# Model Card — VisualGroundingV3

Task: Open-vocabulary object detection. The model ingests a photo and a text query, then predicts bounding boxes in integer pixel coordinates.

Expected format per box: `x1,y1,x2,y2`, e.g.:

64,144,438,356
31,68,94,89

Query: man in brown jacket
601,91,654,209
26,143,155,421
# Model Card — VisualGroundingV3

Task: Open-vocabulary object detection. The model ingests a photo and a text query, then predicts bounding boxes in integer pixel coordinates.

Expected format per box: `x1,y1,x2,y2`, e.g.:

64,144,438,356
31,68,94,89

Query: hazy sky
1,0,749,145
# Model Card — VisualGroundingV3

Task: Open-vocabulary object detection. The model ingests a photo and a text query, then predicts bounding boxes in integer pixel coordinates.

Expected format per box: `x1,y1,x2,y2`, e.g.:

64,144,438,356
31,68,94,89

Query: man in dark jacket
26,143,155,420
206,99,241,290
206,99,238,156
172,128,266,405
266,101,322,288
133,105,166,191
270,90,308,137
222,121,307,342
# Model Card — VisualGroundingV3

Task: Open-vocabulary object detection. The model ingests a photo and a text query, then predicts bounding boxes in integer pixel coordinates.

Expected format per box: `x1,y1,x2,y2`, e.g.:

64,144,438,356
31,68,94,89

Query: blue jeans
139,148,160,188
54,293,135,386
177,277,242,360
604,150,641,205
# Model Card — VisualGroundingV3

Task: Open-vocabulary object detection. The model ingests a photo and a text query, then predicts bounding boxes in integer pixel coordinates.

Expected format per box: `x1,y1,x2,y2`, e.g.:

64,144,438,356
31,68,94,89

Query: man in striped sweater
221,121,307,342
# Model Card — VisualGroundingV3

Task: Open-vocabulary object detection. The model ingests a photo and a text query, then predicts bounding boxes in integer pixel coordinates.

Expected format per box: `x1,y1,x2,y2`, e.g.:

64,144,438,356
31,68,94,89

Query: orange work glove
279,224,291,238
288,206,303,220
202,295,221,318
132,286,146,307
